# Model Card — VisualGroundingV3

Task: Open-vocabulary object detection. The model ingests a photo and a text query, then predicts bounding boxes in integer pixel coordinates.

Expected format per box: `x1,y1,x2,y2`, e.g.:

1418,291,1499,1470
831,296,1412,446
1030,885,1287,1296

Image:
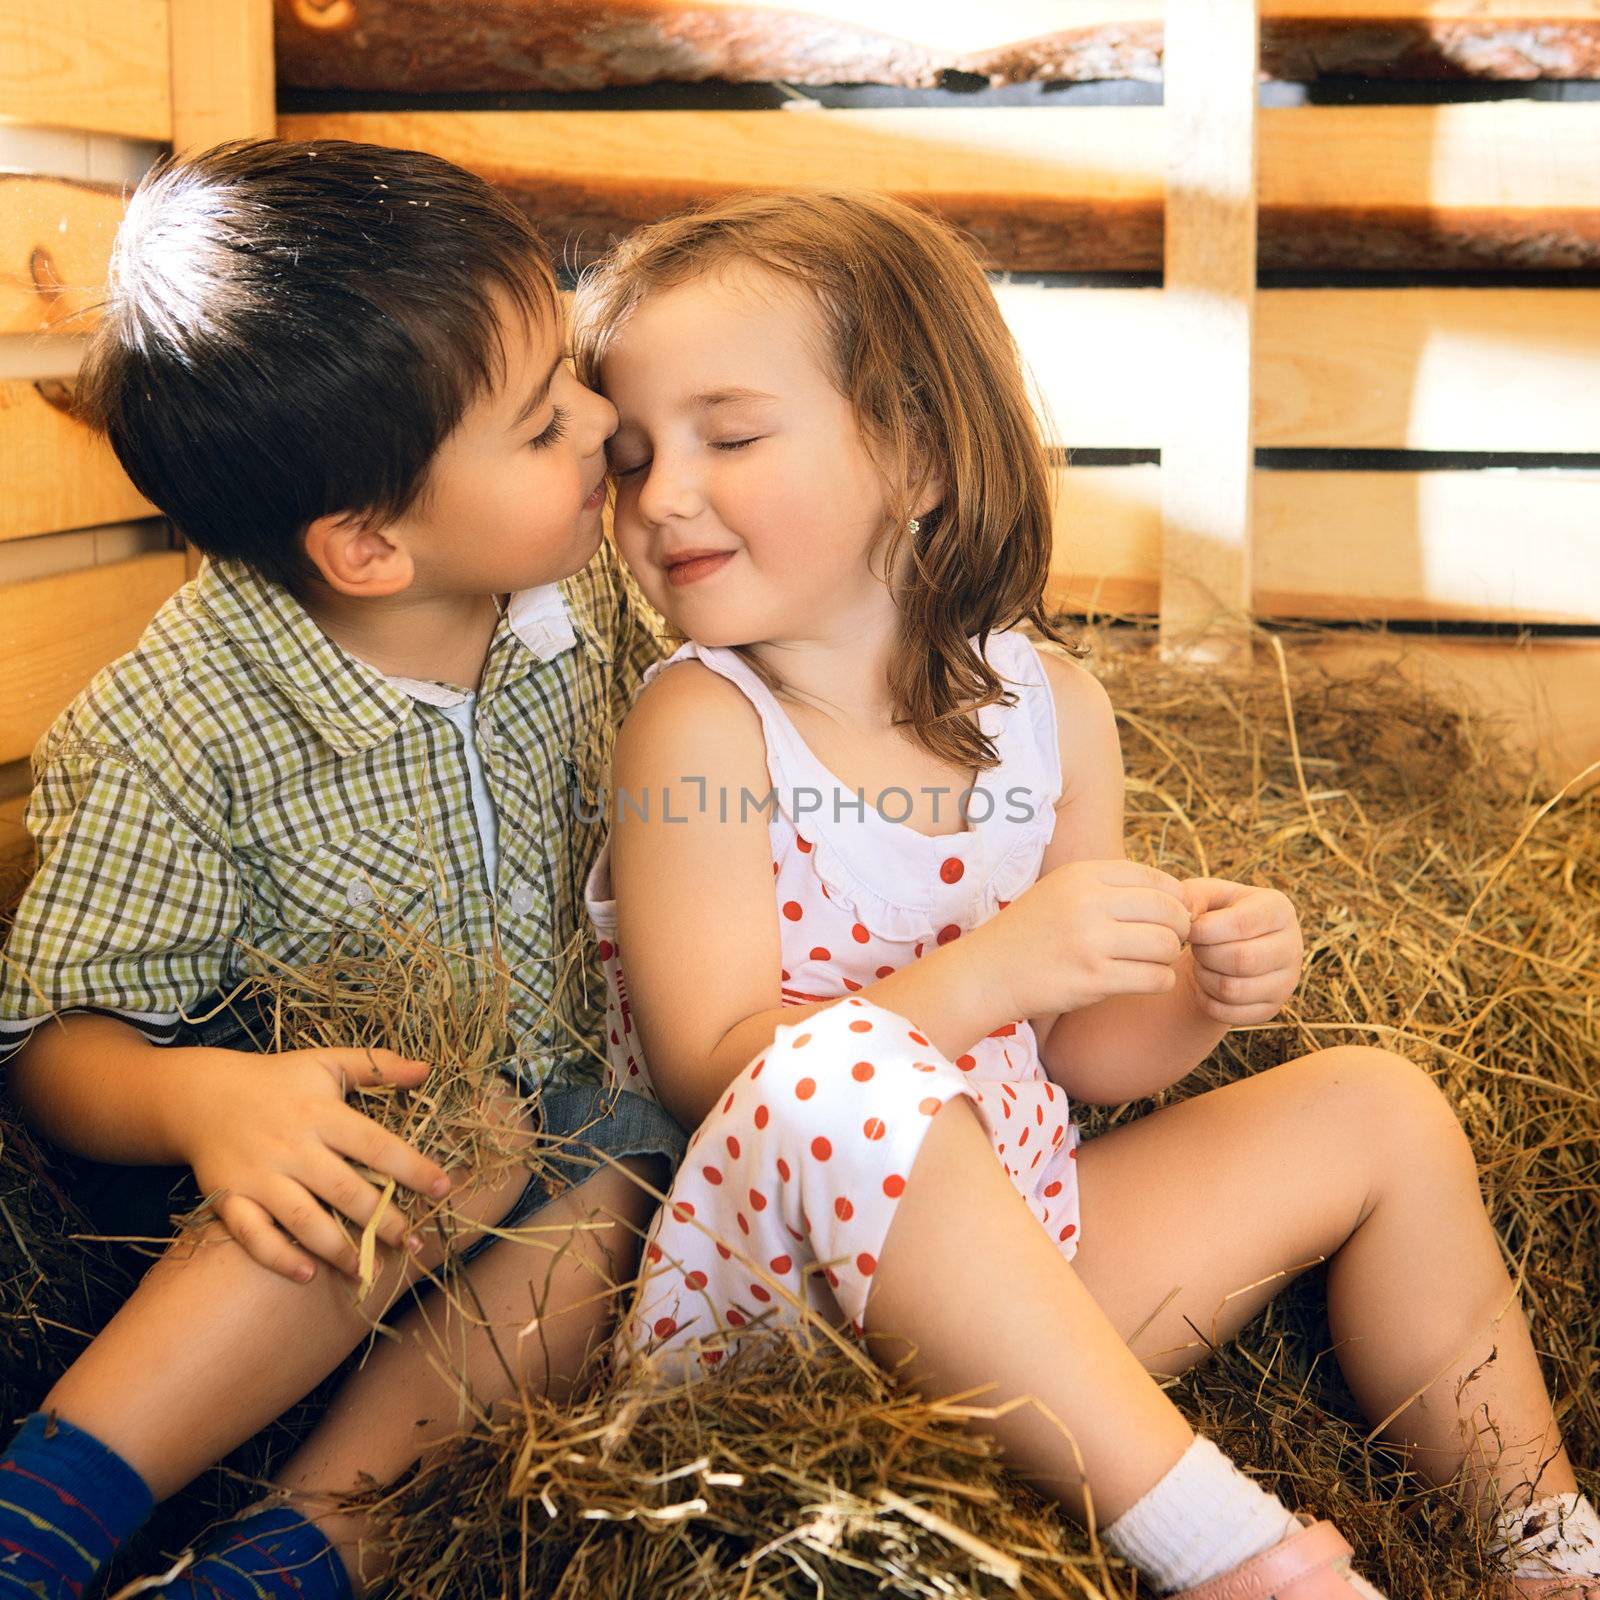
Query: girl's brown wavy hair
571,189,1086,774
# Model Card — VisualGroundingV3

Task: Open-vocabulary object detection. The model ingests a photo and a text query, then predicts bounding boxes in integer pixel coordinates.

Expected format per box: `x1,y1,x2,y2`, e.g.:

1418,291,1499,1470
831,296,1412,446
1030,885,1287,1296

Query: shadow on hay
2,621,1596,1599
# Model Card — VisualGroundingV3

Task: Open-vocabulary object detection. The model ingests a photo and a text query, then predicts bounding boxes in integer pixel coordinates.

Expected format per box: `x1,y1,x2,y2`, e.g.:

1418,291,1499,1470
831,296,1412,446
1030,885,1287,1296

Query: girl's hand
171,1046,452,1283
974,859,1193,1020
1180,878,1303,1024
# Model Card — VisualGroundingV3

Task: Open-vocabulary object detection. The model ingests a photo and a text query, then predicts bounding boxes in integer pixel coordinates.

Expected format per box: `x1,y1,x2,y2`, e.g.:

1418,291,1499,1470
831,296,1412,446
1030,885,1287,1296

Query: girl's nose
636,452,702,526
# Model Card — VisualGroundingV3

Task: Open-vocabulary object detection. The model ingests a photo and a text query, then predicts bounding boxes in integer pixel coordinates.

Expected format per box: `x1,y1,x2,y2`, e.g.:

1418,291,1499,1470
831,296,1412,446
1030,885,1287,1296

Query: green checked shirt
0,543,668,1088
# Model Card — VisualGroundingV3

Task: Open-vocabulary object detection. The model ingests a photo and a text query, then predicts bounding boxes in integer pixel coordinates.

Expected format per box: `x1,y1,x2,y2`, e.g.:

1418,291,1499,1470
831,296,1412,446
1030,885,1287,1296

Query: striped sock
157,1505,351,1600
0,1411,154,1600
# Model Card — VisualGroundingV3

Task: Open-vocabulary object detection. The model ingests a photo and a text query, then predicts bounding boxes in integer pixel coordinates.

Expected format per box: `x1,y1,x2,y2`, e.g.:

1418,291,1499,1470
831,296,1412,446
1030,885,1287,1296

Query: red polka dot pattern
621,995,1082,1382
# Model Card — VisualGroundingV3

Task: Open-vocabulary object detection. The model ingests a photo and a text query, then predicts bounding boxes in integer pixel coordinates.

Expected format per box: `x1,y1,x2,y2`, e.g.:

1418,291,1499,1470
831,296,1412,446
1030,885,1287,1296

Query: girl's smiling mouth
664,550,736,587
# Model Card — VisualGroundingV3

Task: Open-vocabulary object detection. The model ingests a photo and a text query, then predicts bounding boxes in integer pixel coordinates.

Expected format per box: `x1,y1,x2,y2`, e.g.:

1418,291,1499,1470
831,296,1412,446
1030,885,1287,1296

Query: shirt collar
195,560,601,756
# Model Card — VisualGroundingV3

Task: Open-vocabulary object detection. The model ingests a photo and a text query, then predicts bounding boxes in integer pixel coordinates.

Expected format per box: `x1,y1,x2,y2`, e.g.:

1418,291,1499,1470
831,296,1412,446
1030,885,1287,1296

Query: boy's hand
1180,878,1303,1025
173,1047,452,1283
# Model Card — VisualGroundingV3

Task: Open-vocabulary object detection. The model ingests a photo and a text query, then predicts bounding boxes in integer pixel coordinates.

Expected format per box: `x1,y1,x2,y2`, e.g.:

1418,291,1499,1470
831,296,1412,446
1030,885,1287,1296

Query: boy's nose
584,387,619,445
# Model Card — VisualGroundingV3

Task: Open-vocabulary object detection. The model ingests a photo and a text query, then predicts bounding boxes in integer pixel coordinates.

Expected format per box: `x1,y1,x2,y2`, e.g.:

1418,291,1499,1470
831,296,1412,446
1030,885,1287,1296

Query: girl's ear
303,510,416,598
912,473,945,523
906,438,946,523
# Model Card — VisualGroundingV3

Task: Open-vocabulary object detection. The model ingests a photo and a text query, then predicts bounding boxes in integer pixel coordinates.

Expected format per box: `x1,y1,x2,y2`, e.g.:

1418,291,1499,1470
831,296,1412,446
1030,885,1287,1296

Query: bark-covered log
274,1,1600,92
473,177,1600,274
486,172,1165,271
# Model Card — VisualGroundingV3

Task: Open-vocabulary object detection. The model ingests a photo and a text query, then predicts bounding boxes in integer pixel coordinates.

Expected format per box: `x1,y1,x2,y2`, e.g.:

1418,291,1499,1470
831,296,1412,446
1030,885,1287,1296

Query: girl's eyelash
529,406,569,449
608,436,764,477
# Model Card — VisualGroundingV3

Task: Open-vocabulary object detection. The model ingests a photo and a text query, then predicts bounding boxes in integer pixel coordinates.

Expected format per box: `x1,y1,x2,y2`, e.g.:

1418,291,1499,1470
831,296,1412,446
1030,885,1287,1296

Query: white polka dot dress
584,630,1083,1376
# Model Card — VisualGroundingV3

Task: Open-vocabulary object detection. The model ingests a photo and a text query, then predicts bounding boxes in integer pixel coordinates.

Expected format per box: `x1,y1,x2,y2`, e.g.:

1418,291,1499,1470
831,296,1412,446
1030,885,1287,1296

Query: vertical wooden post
168,0,275,155
1159,0,1259,664
167,0,275,575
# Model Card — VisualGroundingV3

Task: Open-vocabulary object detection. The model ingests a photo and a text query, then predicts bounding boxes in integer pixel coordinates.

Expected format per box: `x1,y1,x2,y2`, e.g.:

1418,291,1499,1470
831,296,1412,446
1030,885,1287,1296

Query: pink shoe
1168,1518,1386,1599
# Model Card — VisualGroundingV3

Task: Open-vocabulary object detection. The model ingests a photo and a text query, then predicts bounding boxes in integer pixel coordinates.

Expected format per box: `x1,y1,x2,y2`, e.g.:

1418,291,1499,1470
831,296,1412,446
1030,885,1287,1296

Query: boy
0,139,684,1599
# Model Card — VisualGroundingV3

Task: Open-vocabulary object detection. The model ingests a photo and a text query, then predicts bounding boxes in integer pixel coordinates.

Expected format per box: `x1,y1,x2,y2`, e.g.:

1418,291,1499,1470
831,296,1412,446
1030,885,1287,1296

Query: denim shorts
61,992,687,1271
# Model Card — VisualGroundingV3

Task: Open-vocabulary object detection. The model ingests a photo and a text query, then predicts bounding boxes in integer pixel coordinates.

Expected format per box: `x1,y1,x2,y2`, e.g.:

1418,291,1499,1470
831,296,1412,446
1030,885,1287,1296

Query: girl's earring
907,517,922,538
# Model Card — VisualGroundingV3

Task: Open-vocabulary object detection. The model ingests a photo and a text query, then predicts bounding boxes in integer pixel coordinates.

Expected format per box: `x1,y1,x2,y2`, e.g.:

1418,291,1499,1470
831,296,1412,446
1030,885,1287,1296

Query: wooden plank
0,175,125,337
1264,103,1600,272
0,552,185,765
170,0,275,155
999,285,1600,452
0,522,170,587
1049,467,1600,627
277,103,1600,274
276,106,1164,273
1251,289,1600,452
0,0,172,140
0,379,153,542
1253,471,1600,624
274,1,1600,90
1159,0,1257,656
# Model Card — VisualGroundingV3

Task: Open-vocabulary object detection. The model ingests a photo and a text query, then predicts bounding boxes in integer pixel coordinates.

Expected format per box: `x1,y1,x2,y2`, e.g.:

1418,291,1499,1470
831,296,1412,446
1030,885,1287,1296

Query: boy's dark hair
76,138,557,591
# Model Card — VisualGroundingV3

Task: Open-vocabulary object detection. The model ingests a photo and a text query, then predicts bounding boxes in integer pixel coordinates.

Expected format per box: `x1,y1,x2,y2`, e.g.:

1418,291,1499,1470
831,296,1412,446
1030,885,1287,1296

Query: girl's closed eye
711,436,762,452
606,445,649,479
528,405,569,449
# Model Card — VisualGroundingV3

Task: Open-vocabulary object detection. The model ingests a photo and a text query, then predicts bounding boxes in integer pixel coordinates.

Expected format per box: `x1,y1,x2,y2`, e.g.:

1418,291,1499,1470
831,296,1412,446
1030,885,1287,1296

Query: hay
3,620,1596,1599
336,1328,1124,1600
324,622,1596,1600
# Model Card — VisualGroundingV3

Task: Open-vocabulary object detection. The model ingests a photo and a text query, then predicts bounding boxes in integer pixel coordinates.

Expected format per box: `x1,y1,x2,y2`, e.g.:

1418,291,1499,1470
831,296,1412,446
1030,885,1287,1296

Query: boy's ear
303,510,416,598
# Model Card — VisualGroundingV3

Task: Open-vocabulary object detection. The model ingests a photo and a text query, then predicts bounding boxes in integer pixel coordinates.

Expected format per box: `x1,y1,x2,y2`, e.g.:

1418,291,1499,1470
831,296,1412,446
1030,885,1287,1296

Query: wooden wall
0,0,275,864
274,0,1600,786
3,1,1597,812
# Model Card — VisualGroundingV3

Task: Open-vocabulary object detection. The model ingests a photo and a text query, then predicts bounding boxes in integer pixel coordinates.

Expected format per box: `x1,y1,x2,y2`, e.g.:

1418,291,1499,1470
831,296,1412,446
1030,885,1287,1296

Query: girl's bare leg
1067,1045,1575,1522
867,1094,1197,1525
270,1154,666,1595
867,1046,1572,1534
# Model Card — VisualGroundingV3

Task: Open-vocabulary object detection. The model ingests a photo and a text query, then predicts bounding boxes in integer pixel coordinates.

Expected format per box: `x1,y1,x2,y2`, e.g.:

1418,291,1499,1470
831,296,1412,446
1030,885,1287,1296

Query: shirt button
506,882,537,916
940,856,964,884
346,880,375,909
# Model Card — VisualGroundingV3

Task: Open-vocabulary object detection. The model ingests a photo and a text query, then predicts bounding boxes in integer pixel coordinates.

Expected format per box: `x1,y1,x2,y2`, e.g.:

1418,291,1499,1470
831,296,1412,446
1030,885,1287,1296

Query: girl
574,191,1597,1600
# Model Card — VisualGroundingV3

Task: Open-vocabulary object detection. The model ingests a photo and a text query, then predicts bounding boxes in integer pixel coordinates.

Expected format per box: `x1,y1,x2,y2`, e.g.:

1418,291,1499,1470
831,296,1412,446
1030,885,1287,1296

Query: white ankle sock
1101,1435,1303,1594
1491,1492,1600,1580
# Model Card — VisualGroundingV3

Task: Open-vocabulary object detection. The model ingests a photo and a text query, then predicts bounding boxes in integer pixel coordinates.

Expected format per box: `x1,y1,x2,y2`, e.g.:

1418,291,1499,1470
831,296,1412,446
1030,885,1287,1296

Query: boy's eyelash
529,406,569,449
